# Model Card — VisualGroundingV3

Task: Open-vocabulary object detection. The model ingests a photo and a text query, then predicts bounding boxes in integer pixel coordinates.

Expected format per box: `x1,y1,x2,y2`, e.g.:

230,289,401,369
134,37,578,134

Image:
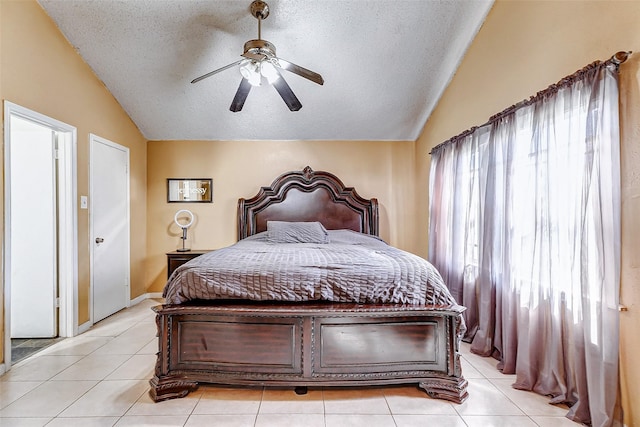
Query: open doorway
3,101,78,370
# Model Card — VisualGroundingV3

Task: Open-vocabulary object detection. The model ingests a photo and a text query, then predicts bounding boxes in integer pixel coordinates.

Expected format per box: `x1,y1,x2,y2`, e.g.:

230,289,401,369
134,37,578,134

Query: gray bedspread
163,229,458,307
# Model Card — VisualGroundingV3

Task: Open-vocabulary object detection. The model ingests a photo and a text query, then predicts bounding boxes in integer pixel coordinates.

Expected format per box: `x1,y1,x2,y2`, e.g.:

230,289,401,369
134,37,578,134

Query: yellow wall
146,139,417,292
416,1,640,425
0,0,148,361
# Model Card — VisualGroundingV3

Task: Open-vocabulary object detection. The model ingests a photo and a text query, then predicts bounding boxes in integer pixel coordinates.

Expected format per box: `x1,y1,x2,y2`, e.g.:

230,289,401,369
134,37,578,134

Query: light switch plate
80,195,88,209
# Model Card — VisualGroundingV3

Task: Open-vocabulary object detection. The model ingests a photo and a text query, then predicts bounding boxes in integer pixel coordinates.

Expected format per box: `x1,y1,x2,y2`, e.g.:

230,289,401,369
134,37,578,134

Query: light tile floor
0,299,582,426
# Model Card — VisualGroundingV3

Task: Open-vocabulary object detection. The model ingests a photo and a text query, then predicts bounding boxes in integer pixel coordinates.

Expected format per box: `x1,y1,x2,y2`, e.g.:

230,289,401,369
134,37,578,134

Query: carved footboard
149,302,468,403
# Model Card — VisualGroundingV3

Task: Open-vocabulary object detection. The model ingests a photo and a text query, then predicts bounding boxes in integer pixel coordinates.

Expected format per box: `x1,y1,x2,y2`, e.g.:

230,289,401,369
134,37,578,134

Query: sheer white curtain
429,60,621,426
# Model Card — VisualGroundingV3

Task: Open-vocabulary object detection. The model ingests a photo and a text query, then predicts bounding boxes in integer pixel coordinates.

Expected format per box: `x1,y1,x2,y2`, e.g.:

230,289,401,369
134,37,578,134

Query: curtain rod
429,51,632,155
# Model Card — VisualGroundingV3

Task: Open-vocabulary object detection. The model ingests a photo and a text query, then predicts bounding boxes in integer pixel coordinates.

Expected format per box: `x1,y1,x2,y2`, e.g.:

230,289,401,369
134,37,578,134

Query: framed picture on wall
167,178,213,203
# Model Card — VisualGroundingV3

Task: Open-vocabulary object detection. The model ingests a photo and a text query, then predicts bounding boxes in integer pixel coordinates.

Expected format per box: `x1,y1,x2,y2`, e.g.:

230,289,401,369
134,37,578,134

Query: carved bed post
149,306,198,402
417,310,468,403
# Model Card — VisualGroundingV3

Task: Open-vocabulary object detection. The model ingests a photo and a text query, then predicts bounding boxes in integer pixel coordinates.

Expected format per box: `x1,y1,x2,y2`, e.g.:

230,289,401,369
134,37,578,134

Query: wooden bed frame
149,166,468,403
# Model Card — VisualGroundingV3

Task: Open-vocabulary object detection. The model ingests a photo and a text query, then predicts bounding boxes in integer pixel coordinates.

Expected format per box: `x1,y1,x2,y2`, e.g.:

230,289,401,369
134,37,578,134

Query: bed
149,166,468,403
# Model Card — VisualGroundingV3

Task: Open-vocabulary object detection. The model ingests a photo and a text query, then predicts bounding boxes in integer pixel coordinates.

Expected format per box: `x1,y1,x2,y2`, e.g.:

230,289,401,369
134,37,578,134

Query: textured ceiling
37,0,492,141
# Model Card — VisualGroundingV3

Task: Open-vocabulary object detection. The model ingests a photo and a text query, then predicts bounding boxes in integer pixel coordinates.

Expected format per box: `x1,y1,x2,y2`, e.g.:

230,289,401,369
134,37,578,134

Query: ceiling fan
191,0,324,112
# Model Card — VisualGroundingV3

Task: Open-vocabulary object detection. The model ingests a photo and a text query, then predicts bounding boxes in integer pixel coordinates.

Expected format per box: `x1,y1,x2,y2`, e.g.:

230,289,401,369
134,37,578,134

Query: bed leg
149,375,199,402
418,377,469,404
294,386,308,395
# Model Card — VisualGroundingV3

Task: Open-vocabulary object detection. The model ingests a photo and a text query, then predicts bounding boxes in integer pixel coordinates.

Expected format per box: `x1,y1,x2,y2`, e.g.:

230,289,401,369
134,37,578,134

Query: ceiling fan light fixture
260,61,280,85
239,58,280,87
239,59,262,86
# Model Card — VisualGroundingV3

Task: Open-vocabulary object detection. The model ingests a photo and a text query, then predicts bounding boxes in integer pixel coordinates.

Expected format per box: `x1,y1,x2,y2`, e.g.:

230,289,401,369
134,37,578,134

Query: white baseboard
0,363,6,376
130,293,147,306
77,320,92,334
130,293,163,306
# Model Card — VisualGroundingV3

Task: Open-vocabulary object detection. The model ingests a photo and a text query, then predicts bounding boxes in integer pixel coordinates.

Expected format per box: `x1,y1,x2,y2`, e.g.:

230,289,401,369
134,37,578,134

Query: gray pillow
267,221,329,244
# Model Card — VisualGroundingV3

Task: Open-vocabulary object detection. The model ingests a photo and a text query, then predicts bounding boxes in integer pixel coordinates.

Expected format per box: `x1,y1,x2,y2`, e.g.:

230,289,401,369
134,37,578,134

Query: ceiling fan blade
275,58,324,86
191,59,244,84
272,72,302,111
230,78,252,112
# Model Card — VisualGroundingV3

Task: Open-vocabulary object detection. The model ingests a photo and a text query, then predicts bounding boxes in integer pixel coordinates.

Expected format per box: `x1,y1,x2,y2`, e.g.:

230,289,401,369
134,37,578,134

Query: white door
90,135,130,323
9,116,57,338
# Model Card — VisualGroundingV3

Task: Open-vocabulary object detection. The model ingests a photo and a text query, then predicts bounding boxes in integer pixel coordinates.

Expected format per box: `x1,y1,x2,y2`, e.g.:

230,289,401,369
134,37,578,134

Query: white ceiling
37,0,492,141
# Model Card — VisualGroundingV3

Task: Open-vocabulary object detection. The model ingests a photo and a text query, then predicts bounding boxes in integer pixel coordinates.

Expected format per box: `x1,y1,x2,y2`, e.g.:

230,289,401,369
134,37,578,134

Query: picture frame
167,178,212,203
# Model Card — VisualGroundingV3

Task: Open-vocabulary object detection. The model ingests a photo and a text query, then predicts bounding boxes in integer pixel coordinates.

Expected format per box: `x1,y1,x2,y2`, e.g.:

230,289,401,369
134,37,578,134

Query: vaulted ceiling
38,0,492,141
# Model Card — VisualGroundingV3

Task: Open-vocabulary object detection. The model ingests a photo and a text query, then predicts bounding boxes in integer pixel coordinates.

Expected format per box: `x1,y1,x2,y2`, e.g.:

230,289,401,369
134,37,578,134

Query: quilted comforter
163,229,458,307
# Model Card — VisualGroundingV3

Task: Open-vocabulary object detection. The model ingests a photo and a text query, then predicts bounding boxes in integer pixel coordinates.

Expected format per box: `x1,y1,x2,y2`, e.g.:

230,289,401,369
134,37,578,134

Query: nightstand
166,250,213,278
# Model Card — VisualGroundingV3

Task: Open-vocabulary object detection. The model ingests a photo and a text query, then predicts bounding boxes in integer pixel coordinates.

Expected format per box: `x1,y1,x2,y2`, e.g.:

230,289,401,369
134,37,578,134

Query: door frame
89,133,131,325
3,101,78,371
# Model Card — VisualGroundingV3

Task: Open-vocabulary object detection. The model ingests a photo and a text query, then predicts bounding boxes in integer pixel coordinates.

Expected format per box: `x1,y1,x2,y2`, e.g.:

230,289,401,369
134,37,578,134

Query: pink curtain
429,60,622,426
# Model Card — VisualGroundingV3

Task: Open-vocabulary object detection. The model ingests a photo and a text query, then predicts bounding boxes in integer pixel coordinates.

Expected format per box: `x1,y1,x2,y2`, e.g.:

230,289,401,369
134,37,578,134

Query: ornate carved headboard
237,166,379,240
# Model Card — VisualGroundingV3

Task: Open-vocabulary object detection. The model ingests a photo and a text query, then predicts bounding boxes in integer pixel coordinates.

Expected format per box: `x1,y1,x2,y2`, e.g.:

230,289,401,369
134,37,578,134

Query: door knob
95,237,104,244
